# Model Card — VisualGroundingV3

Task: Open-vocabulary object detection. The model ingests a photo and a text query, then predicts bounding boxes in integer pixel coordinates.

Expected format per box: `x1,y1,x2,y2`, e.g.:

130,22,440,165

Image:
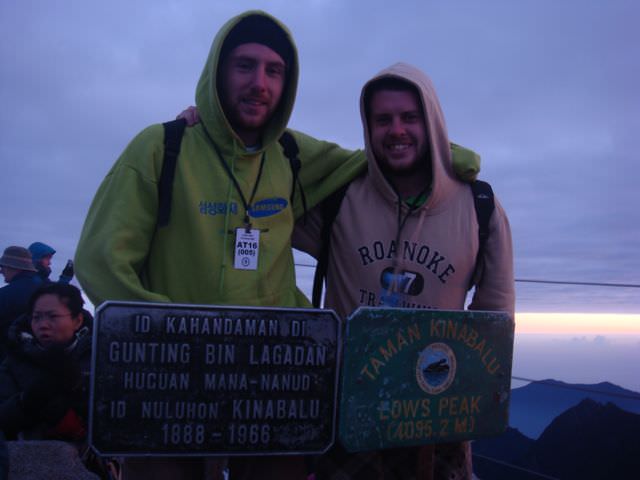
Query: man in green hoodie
75,11,366,315
76,10,371,480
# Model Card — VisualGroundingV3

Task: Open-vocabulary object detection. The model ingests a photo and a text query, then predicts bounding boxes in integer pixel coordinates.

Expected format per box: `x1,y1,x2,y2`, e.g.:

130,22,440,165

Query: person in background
0,247,43,360
28,242,74,284
0,283,101,476
0,283,91,442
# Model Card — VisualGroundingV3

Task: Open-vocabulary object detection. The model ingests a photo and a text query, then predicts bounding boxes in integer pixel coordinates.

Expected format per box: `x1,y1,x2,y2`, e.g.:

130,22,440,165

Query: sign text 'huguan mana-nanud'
89,302,341,456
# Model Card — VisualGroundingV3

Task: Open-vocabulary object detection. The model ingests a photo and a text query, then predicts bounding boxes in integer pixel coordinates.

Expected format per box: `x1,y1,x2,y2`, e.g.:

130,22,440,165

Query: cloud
592,335,608,346
1,0,639,313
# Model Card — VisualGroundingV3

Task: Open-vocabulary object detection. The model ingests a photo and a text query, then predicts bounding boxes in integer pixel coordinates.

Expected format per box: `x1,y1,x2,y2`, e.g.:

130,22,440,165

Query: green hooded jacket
76,10,480,309
75,11,367,308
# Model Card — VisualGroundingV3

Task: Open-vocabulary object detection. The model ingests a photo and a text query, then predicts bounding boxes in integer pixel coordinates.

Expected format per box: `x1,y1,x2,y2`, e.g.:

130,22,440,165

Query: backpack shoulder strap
311,184,349,307
278,130,299,171
278,131,307,214
157,119,187,228
469,180,495,288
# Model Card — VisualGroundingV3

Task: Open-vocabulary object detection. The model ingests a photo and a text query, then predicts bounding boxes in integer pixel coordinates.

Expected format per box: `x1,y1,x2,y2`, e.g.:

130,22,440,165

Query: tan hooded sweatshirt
293,61,514,480
295,62,514,320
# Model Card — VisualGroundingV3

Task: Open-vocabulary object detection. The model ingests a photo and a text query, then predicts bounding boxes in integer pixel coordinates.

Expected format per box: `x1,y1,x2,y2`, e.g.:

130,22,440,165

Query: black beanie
220,15,294,67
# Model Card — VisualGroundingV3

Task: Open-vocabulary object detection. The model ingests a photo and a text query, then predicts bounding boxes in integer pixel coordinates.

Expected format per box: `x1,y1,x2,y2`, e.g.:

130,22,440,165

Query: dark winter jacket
0,272,44,359
28,242,56,282
28,242,73,284
0,312,92,441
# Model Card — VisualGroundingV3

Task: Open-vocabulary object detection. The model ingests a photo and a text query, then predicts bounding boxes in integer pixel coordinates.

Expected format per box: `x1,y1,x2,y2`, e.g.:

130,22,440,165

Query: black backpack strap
311,184,349,307
279,131,307,219
157,119,187,228
469,180,495,289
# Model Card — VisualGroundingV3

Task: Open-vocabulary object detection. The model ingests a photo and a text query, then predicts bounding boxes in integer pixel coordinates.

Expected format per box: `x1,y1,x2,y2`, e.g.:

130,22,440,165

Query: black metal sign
89,302,341,456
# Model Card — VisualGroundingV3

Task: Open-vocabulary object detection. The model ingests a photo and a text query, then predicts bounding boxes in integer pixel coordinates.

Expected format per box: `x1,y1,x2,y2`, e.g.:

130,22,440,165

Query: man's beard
379,149,432,179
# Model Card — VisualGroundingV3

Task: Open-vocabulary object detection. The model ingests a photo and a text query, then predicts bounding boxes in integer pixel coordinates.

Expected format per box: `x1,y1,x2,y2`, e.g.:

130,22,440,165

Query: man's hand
176,106,200,126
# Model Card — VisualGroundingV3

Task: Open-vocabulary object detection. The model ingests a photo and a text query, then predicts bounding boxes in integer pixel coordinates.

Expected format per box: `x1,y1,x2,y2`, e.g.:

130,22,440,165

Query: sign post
339,308,514,452
89,302,341,456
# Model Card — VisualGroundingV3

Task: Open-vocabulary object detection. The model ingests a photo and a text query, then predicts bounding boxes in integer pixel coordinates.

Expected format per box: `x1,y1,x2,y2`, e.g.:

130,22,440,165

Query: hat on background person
0,246,37,272
28,242,56,264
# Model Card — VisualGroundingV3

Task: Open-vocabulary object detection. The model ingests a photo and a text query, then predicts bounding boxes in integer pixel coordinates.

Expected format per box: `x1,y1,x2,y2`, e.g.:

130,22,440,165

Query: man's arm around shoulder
286,130,365,218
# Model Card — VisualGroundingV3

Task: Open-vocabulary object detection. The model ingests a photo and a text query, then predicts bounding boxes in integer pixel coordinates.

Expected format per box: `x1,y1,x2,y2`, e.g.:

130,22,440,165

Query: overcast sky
1,0,638,314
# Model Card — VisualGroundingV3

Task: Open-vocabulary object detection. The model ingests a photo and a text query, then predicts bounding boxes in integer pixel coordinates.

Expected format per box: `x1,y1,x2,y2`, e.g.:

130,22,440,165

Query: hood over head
360,63,457,210
28,242,55,263
195,10,299,155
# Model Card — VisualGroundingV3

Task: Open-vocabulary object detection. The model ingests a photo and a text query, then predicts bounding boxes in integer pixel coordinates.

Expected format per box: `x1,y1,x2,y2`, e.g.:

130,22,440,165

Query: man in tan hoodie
293,63,515,479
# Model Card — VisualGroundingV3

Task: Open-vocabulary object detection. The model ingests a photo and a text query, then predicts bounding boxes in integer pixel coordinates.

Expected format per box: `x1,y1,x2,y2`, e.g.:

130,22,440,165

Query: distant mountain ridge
474,398,640,479
509,379,640,438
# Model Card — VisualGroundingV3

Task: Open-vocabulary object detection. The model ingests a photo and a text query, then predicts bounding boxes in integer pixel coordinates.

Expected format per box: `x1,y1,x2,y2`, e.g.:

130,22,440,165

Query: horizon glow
515,312,640,334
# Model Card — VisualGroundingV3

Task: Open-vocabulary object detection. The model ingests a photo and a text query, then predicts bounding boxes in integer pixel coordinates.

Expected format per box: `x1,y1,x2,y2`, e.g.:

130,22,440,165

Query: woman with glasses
0,283,92,444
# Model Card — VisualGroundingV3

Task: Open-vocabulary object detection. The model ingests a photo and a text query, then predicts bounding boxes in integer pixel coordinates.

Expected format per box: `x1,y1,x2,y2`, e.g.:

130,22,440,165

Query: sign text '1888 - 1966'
89,302,341,456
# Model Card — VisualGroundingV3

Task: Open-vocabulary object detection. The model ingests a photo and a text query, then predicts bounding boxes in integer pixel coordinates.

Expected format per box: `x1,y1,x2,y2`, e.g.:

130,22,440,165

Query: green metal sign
339,308,514,452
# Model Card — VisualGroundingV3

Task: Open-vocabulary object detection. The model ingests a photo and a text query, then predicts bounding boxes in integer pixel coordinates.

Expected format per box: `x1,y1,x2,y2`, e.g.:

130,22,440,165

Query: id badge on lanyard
234,228,260,270
212,146,266,271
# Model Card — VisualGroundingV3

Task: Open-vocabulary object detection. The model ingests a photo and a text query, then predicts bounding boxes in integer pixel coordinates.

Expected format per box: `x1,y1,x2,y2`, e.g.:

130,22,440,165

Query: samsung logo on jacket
198,198,288,218
249,198,288,218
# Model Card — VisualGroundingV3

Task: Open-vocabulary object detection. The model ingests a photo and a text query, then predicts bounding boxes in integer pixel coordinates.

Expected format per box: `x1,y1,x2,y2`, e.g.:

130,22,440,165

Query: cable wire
472,453,561,480
515,278,640,288
294,263,640,288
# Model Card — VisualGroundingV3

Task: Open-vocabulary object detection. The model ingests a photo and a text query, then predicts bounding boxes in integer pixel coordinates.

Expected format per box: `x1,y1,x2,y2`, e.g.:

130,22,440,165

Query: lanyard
395,185,431,247
204,129,266,230
381,189,430,306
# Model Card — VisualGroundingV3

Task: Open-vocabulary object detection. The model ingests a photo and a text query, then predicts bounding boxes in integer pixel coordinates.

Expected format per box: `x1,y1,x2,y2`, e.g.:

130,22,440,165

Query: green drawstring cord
383,194,426,303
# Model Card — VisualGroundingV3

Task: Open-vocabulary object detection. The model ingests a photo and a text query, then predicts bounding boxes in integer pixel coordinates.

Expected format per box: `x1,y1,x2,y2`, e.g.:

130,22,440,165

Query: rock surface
7,441,98,480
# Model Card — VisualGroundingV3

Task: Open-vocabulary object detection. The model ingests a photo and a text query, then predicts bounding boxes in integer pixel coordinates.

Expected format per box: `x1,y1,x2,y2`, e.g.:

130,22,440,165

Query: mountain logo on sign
416,342,456,394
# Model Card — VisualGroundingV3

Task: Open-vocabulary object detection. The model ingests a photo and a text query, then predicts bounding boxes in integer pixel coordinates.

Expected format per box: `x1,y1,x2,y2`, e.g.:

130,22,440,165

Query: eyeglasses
31,312,72,323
